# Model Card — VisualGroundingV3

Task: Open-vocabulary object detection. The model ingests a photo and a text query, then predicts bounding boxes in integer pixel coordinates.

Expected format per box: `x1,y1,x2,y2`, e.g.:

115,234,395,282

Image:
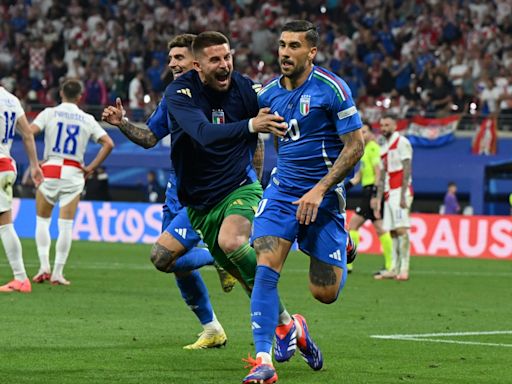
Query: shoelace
242,354,260,369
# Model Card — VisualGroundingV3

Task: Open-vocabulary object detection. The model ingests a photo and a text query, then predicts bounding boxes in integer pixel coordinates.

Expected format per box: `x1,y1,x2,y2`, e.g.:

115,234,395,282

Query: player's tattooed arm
252,134,265,181
118,119,158,149
318,129,364,192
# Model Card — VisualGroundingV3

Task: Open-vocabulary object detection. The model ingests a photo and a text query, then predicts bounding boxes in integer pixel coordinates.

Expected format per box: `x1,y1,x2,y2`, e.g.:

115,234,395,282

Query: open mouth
215,72,229,86
281,61,293,69
172,68,183,77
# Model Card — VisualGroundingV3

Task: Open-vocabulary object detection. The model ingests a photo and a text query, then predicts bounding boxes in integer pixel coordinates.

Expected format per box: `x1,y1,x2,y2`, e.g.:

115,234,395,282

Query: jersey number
2,112,16,144
53,122,80,155
280,119,300,142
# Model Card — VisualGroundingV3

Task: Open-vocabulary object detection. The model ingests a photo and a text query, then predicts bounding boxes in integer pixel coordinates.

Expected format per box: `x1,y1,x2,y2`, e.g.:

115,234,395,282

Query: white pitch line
372,330,512,338
371,330,512,348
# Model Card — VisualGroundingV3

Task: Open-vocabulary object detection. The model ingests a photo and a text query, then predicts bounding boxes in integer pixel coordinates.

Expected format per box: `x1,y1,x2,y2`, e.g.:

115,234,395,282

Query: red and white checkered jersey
0,87,24,167
381,131,413,193
32,102,107,164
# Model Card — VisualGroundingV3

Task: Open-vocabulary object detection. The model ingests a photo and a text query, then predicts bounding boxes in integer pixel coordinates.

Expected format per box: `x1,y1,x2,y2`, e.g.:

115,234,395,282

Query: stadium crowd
1,0,512,127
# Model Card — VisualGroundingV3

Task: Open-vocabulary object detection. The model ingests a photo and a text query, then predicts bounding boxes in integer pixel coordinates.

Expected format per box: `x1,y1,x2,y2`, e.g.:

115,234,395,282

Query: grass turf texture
1,240,511,384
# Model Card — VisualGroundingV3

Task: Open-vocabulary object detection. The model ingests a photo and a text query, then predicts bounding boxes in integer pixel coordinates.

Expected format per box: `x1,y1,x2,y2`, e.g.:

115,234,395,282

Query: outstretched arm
293,129,364,225
102,98,158,149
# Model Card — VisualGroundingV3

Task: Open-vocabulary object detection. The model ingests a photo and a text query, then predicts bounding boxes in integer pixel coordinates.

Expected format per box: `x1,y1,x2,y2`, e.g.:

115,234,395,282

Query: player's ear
308,47,317,62
193,60,201,72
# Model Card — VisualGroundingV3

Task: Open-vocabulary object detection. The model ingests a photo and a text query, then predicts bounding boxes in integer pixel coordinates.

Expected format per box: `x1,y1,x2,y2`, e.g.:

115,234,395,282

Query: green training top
360,140,381,187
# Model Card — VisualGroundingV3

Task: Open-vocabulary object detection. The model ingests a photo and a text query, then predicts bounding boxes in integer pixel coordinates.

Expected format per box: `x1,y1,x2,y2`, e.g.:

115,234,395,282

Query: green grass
1,240,511,383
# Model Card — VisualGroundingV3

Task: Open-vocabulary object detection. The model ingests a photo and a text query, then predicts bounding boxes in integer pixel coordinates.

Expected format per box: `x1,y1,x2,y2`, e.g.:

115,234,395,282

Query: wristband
248,118,255,133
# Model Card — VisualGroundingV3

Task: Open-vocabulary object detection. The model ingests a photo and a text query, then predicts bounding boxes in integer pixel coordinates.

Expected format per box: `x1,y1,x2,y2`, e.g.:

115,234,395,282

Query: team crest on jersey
300,95,311,116
212,109,225,124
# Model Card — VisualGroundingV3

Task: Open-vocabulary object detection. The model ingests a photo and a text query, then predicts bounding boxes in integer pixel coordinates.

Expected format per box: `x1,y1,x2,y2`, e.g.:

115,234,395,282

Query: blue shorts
252,197,348,268
162,204,202,250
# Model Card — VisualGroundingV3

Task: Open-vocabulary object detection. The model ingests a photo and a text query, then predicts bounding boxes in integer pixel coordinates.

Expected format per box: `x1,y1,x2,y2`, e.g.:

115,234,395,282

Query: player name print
299,94,311,116
212,109,225,124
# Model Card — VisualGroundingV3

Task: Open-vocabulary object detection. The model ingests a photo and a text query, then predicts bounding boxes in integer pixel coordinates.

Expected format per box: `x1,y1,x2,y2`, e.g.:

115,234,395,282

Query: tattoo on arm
319,130,364,191
118,119,158,149
401,159,411,195
309,258,337,287
252,135,265,181
253,236,279,255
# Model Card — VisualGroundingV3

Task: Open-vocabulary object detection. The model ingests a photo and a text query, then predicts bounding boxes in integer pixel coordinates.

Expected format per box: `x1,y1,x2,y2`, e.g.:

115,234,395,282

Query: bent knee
218,236,245,255
310,286,339,304
150,243,177,273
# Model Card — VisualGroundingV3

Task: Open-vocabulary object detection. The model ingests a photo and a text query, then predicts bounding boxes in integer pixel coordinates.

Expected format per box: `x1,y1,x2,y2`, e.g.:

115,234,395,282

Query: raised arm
17,114,43,187
83,134,114,179
102,98,158,149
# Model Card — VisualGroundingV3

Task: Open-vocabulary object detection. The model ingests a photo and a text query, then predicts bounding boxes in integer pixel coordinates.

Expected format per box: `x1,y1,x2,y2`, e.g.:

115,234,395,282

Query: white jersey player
0,86,43,293
372,115,413,281
30,79,114,285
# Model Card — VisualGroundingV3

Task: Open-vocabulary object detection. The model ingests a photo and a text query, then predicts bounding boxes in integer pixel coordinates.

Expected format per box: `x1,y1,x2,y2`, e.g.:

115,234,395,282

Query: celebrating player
243,20,364,384
371,115,413,281
344,122,393,276
0,85,44,293
31,79,114,285
102,34,235,350
164,31,298,351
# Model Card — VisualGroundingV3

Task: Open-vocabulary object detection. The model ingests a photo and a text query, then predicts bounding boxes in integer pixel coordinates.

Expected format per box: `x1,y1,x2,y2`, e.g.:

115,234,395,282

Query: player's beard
205,70,231,92
281,60,307,81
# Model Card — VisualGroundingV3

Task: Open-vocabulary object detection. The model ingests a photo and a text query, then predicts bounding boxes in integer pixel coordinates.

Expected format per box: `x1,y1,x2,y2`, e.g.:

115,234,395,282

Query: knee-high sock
35,216,51,272
171,247,214,273
391,236,400,274
0,224,27,281
398,233,410,274
226,243,257,287
379,232,393,271
349,229,360,247
251,265,280,355
52,219,73,277
175,270,214,325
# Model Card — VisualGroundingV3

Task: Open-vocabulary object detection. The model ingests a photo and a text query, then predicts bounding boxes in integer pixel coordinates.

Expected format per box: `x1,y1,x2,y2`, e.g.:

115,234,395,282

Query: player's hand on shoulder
251,107,287,137
101,97,125,126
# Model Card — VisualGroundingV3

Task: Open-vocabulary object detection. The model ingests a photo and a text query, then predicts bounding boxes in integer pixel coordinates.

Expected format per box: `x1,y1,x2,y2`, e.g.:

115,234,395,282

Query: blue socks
251,265,280,354
171,247,214,273
175,269,214,325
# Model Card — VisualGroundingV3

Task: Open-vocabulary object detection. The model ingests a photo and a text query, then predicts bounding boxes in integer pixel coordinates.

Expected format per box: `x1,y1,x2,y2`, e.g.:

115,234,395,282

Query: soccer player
164,31,297,348
31,79,114,285
371,115,413,281
243,20,364,383
102,34,234,350
344,122,393,276
0,86,44,293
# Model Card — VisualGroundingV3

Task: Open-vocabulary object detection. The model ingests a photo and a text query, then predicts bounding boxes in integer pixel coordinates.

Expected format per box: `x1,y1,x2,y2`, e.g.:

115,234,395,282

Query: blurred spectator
84,167,111,201
443,181,461,214
145,170,163,203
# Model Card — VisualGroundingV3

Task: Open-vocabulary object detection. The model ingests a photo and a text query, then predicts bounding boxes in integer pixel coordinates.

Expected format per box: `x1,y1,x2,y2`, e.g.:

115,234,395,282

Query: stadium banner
471,117,497,155
350,211,511,260
12,199,511,260
406,115,459,147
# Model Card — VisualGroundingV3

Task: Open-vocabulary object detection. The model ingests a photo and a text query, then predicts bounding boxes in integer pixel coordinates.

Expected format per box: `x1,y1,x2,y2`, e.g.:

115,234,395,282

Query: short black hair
192,31,229,57
168,34,196,51
281,20,319,47
61,79,83,100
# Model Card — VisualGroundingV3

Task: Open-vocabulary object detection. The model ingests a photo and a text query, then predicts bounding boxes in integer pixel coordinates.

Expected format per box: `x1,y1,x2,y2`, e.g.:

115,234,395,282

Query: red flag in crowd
472,117,497,155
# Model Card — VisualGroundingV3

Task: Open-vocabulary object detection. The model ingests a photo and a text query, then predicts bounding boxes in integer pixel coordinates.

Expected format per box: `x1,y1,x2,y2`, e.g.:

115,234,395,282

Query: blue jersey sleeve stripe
313,68,348,102
258,79,279,97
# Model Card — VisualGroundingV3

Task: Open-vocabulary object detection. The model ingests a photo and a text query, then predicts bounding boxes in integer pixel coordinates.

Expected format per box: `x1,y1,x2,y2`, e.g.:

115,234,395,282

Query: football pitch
1,240,511,384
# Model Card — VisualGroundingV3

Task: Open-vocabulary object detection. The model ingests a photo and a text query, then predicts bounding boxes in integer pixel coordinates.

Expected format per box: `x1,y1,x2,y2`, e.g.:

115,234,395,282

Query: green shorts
187,181,263,270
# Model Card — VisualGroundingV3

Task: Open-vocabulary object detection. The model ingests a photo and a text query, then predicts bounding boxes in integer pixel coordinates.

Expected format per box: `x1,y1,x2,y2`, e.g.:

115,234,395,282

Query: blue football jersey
258,66,362,199
146,97,179,211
